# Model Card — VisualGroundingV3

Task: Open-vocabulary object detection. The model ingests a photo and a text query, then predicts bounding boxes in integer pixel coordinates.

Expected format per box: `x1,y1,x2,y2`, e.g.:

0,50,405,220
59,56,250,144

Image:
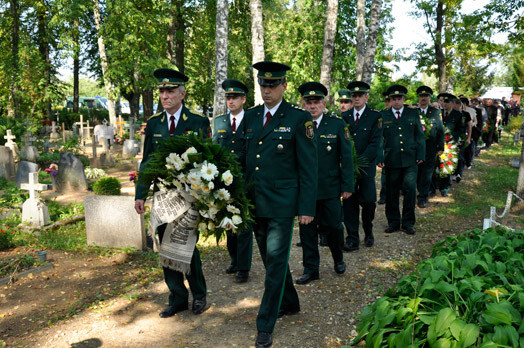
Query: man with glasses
243,61,317,348
341,81,382,251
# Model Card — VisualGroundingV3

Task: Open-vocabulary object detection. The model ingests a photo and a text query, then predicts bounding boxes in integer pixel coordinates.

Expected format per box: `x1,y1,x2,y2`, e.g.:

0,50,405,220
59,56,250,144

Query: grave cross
51,121,59,134
23,131,36,146
21,172,48,201
128,120,139,141
4,130,16,144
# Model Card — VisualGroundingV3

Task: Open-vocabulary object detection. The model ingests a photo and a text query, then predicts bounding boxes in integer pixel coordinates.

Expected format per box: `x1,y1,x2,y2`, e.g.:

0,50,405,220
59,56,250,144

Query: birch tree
250,0,264,105
93,0,117,125
355,0,383,84
213,0,228,119
319,0,338,101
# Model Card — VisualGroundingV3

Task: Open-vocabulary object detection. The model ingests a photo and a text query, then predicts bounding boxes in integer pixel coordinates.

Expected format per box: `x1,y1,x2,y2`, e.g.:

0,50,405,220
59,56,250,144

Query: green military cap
437,92,456,102
382,91,391,100
154,68,188,89
338,89,351,100
298,81,327,100
222,78,248,96
416,85,433,96
386,84,408,97
346,81,370,94
253,61,290,87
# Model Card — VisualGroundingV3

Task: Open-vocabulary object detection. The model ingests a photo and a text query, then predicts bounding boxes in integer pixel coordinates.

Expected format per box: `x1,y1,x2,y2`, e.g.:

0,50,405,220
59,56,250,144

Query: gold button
399,127,401,130
231,150,235,153
327,141,330,144
232,131,236,135
401,149,404,151
255,167,259,170
258,141,263,145
279,136,282,139
231,140,235,144
400,134,403,137
256,154,260,158
400,141,403,144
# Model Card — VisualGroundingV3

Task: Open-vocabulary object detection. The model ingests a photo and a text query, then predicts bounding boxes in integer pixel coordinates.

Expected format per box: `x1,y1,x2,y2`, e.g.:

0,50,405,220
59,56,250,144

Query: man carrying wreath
134,68,210,318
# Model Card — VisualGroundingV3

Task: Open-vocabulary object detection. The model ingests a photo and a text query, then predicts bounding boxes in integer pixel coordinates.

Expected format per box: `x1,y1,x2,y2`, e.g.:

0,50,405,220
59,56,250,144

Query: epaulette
247,104,260,110
291,104,305,111
191,109,205,117
148,111,163,120
328,113,342,119
407,104,418,109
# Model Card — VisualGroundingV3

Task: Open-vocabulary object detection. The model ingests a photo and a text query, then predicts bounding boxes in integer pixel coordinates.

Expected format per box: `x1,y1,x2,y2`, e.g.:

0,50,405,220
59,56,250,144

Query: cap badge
228,88,234,92
163,78,169,83
265,72,272,77
355,87,360,91
309,91,315,95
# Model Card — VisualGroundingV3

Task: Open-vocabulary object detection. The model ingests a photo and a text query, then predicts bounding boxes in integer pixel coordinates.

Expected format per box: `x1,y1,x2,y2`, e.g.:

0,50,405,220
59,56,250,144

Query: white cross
4,130,16,144
51,121,58,133
24,131,36,146
21,172,48,201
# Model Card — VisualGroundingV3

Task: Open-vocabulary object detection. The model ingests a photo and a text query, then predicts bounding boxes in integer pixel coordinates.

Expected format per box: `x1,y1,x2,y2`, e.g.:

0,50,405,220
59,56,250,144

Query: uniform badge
305,121,314,139
344,126,350,140
326,145,332,151
378,117,383,129
218,129,227,133
183,114,188,121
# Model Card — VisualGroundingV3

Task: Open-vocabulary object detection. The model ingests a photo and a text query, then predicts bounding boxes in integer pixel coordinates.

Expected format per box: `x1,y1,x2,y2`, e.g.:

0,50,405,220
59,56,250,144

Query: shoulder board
292,104,305,111
190,109,205,117
328,113,342,119
148,111,163,120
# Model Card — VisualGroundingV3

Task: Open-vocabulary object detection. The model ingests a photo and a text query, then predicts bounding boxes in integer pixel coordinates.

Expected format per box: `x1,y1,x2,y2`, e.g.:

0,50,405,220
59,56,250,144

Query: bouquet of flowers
435,128,459,178
419,111,433,140
44,164,58,176
483,119,495,134
138,134,253,241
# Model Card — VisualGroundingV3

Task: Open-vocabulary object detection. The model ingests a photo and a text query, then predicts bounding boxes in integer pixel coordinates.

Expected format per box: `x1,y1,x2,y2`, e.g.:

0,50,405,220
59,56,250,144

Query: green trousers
158,224,207,308
299,198,344,274
226,226,253,271
385,165,418,229
417,152,438,202
254,217,299,333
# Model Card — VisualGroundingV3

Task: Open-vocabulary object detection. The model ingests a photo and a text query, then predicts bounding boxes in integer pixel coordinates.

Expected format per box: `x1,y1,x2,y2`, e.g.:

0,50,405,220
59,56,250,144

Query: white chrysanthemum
215,188,230,201
207,221,215,231
221,170,233,186
202,182,214,194
191,182,203,192
166,153,185,170
198,222,207,232
217,217,237,230
201,161,219,181
182,147,198,162
187,171,202,185
226,204,240,214
231,215,242,225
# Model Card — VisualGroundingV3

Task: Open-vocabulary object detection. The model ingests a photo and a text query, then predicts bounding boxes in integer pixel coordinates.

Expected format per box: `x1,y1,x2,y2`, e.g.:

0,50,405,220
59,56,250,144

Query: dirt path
1,164,475,348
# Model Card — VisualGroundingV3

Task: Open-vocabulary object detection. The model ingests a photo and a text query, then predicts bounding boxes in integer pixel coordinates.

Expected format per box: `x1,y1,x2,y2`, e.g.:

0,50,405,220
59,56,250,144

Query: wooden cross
3,130,16,144
21,172,48,201
116,115,125,138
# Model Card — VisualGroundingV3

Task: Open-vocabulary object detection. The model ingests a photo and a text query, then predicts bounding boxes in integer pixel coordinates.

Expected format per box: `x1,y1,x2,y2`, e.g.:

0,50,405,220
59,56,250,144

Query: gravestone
3,130,20,159
21,132,39,162
0,146,15,181
89,135,101,168
122,140,140,158
99,137,116,167
50,121,60,142
43,139,52,153
21,172,50,227
84,195,146,249
55,152,88,191
15,161,39,187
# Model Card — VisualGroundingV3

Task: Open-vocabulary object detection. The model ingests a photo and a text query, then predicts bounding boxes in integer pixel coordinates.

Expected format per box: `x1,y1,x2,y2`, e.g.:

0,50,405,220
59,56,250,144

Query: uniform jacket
342,106,382,178
315,114,354,200
421,106,445,158
135,106,210,200
243,99,317,218
381,107,426,168
213,112,246,166
442,109,464,142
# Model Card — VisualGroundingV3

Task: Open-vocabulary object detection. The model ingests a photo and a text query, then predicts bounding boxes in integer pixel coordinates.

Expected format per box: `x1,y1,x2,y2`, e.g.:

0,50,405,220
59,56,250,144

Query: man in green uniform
341,81,382,251
213,78,253,283
244,61,317,348
378,84,425,235
436,93,464,197
378,91,392,205
338,89,353,114
295,81,353,284
134,68,210,318
415,86,444,208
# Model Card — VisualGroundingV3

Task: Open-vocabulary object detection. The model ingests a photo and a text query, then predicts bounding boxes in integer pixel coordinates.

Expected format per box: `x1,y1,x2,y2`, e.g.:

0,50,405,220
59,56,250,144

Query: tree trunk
73,19,80,113
167,0,185,72
93,0,117,125
250,0,264,106
8,0,20,118
142,88,154,120
517,121,524,196
362,0,383,84
355,0,366,80
435,0,447,93
37,0,52,120
213,0,228,120
320,0,338,105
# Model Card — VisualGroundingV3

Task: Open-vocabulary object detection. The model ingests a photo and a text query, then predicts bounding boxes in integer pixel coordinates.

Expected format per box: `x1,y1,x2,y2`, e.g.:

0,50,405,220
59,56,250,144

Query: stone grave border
483,191,524,232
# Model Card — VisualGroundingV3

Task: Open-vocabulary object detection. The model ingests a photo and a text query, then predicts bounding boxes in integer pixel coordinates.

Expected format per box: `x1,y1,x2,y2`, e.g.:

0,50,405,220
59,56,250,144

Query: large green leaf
449,319,465,340
432,338,451,348
435,308,457,336
492,325,509,345
482,303,512,325
459,323,479,347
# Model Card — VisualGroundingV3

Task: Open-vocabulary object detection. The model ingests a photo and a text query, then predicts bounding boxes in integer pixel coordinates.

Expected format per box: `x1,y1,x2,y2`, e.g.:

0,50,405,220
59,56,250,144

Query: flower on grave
128,171,138,182
44,164,58,176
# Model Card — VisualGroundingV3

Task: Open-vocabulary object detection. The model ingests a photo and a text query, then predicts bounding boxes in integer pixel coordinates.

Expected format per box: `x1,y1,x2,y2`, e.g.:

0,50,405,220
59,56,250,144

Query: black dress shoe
385,226,400,233
343,243,359,252
402,226,416,235
159,304,188,318
296,272,319,285
255,331,273,348
277,305,300,318
441,191,449,197
234,271,249,283
192,298,207,314
377,198,386,205
334,260,346,274
364,237,374,247
417,200,427,208
225,265,237,274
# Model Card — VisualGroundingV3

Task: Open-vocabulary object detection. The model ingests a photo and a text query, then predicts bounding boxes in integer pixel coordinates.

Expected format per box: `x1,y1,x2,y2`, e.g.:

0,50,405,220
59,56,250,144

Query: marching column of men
136,62,497,348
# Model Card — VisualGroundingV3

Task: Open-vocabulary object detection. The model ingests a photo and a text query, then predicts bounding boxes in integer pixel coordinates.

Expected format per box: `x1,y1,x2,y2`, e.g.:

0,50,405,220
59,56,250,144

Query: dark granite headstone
55,152,88,191
15,161,39,187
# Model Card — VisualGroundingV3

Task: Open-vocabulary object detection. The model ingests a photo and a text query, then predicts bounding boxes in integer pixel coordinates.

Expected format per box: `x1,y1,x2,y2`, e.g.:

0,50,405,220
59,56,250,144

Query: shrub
0,227,15,250
92,177,121,195
507,115,523,132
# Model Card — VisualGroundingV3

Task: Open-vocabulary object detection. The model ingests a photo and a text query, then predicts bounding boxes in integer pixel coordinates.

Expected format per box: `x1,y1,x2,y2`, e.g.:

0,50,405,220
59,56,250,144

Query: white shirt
313,114,323,128
263,100,283,126
166,104,183,131
354,105,366,122
392,107,404,118
230,109,244,127
419,107,428,115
